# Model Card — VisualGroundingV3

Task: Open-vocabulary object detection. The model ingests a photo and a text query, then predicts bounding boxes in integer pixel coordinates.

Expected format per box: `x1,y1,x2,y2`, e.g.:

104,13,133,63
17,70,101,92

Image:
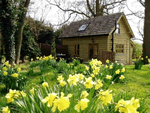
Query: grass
0,62,150,112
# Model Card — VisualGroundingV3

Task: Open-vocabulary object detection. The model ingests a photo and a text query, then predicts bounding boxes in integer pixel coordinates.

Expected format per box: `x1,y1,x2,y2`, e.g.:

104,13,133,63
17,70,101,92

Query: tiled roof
59,13,123,38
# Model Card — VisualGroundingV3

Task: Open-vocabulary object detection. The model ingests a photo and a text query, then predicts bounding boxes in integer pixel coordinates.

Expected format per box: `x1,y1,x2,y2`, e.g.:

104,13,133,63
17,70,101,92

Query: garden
0,55,150,113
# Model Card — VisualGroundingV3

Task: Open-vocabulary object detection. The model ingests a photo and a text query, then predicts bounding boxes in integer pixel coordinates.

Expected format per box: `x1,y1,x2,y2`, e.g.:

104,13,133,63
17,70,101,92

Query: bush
134,57,144,70
0,61,27,91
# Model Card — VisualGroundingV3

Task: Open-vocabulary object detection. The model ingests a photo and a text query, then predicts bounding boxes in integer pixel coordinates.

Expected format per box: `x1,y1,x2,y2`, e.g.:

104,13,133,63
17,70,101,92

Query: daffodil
121,68,125,73
91,74,95,78
106,59,109,63
59,80,67,87
4,61,9,66
106,75,112,80
42,82,49,88
98,90,112,106
20,91,26,97
74,98,89,112
17,67,21,72
115,69,120,74
105,65,108,68
93,67,100,75
2,106,10,113
80,91,89,99
85,66,89,71
3,71,8,76
119,75,125,80
57,75,64,82
42,93,57,107
52,92,71,112
115,97,140,113
95,79,103,90
67,75,78,86
109,65,113,69
12,73,19,77
84,77,93,89
30,88,36,95
3,67,7,71
43,56,49,61
78,74,84,81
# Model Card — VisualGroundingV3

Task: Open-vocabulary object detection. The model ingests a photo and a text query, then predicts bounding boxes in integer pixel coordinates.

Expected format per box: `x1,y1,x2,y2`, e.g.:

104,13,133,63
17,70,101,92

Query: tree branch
46,0,91,18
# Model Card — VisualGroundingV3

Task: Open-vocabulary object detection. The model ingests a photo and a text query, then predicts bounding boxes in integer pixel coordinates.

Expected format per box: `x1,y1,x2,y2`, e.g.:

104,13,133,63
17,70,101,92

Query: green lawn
0,63,150,112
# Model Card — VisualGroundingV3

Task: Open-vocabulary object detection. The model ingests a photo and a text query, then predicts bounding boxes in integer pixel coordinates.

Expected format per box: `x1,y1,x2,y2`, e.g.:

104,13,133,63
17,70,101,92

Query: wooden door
89,43,99,59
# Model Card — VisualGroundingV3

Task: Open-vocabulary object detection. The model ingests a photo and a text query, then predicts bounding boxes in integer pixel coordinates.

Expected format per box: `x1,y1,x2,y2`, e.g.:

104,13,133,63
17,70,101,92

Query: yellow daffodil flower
3,71,8,76
80,91,89,99
115,69,120,74
42,82,49,88
2,106,10,113
119,75,125,80
106,59,109,63
98,90,112,105
106,75,112,80
74,98,89,112
12,73,19,77
59,80,67,87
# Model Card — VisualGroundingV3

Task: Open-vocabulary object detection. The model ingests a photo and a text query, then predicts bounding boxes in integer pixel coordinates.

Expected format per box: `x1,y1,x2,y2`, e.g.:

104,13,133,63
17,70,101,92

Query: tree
0,0,31,64
133,41,142,59
46,0,126,25
0,0,18,64
143,0,150,58
21,25,41,62
15,0,30,64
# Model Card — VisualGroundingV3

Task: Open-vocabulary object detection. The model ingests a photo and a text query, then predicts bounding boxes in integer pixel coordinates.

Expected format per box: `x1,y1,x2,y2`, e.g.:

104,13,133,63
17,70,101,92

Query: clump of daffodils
89,59,102,75
5,89,26,103
115,97,140,113
42,55,54,61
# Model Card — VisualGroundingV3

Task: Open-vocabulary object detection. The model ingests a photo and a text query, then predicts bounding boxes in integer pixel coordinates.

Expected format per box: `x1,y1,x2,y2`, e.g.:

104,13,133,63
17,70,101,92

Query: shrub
0,61,27,91
134,57,144,70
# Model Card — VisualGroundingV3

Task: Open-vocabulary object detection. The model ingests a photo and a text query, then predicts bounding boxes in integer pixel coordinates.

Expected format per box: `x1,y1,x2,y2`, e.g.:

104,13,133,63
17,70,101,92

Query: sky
27,0,144,43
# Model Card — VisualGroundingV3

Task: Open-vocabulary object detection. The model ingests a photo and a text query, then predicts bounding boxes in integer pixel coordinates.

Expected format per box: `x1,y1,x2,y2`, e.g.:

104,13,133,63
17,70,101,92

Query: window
75,44,80,56
116,44,124,53
78,24,89,31
116,23,120,34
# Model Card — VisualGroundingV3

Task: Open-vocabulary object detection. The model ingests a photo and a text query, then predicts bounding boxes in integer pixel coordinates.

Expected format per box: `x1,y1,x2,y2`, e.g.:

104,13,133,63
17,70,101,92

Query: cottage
59,13,135,64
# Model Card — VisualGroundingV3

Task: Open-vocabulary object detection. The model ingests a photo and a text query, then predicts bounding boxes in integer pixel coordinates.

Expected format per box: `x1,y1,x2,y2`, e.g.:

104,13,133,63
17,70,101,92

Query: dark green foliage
0,65,27,91
38,28,53,44
0,0,18,63
133,41,142,59
134,60,143,69
21,25,41,61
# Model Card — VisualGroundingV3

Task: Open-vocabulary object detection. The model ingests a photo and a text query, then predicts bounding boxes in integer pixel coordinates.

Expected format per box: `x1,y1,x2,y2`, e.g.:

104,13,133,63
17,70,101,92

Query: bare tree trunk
143,0,150,59
15,0,30,64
